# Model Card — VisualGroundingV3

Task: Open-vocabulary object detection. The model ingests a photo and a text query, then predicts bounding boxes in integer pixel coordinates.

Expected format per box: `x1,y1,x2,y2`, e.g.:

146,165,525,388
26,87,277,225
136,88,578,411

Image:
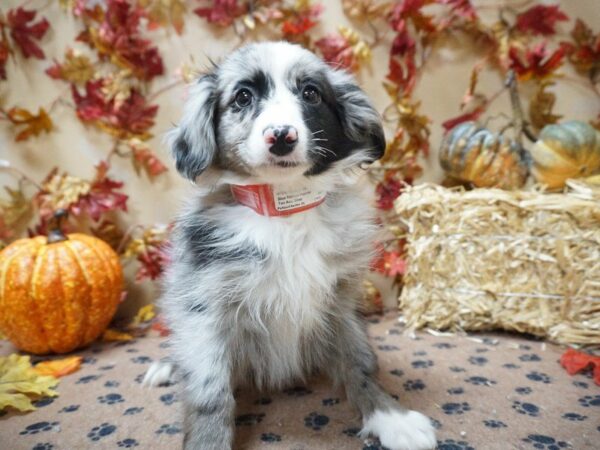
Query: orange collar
230,184,326,217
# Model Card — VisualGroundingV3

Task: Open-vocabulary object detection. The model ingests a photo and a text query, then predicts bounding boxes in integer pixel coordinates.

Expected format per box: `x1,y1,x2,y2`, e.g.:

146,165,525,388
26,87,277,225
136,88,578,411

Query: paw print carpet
1,312,598,449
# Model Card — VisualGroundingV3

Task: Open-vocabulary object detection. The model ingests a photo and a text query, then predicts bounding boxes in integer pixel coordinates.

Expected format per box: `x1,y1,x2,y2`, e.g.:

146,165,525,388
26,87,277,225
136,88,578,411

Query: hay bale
395,180,600,345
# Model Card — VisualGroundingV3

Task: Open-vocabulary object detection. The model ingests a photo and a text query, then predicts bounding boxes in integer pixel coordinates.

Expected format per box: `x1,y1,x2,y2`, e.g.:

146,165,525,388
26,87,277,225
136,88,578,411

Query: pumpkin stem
505,70,538,144
47,209,69,244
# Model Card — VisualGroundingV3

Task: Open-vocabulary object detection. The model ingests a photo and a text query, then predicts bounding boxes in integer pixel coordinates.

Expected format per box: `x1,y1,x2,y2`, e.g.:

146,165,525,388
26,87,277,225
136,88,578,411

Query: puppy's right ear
169,73,219,182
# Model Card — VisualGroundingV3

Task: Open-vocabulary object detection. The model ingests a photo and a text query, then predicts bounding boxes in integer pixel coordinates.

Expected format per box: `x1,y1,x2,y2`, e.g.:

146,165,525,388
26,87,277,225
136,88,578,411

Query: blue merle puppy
143,41,436,450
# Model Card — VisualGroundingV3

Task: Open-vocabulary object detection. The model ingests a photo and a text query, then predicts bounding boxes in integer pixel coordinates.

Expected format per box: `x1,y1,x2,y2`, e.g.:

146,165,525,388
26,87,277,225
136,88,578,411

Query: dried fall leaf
0,354,59,412
7,107,53,141
102,329,134,342
46,49,95,85
36,170,91,219
139,0,187,34
529,80,561,130
315,26,371,72
101,70,134,108
565,19,600,82
342,0,391,22
132,304,156,326
516,5,568,36
508,42,569,81
6,7,49,59
0,186,33,230
34,356,82,378
194,0,247,27
129,139,168,178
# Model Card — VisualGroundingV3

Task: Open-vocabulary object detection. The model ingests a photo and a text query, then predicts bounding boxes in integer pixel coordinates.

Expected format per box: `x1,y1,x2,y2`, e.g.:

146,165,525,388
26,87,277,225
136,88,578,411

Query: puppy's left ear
168,73,220,182
329,71,386,163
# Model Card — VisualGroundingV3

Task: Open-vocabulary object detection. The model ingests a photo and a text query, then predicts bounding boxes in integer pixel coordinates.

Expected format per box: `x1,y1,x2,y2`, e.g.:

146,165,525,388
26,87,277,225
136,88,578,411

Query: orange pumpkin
0,210,123,354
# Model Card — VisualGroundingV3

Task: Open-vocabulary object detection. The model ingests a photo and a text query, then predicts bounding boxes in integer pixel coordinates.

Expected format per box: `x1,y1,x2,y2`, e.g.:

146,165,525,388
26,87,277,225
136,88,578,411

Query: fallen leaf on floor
103,328,134,342
150,315,170,336
34,356,82,378
0,354,58,412
560,348,600,386
131,304,156,326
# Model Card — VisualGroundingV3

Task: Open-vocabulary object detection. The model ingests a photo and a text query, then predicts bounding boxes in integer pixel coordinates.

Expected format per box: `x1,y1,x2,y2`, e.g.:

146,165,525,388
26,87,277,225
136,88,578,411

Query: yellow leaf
53,49,95,85
0,354,58,412
131,304,156,326
139,0,187,34
34,356,82,378
7,107,53,142
102,329,134,342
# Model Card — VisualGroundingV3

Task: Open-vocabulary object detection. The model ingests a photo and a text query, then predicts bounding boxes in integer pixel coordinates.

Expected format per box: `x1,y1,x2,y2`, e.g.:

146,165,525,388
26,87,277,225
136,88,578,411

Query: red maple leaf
315,33,355,70
508,42,569,80
0,38,10,80
72,81,158,139
6,7,49,59
563,19,600,78
560,348,600,386
79,0,163,81
281,4,323,37
516,5,568,36
136,246,169,281
132,147,168,178
194,0,246,26
388,0,435,34
438,0,477,22
387,55,417,95
72,175,129,221
442,106,485,131
376,177,404,210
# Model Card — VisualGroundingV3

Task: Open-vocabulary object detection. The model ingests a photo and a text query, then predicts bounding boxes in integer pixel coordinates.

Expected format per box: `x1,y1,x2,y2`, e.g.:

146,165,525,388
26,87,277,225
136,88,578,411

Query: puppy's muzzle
264,125,298,157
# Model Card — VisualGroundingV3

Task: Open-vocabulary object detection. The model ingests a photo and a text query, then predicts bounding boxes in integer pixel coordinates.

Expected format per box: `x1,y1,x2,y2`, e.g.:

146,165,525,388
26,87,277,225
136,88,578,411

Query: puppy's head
170,42,385,184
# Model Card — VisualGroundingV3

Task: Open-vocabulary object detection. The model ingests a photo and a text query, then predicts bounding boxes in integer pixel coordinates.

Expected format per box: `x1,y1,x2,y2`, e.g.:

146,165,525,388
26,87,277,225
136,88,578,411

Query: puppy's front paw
360,409,436,450
142,361,175,387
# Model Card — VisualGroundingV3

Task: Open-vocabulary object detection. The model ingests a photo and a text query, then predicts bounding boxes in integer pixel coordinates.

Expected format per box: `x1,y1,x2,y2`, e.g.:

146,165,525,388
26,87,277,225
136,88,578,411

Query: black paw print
104,380,120,388
60,405,79,413
433,342,455,349
283,386,312,396
81,356,97,365
76,374,101,384
413,350,427,356
437,439,475,450
411,359,434,369
441,402,471,415
87,423,117,441
573,381,588,389
447,387,464,395
503,363,520,369
159,392,178,405
342,426,361,437
465,376,496,386
20,422,59,435
403,379,426,391
126,348,139,353
99,364,115,371
33,397,54,408
304,412,329,430
526,371,551,384
475,347,489,353
578,395,600,407
519,353,541,362
130,355,152,364
254,397,272,405
449,366,466,373
390,369,404,377
124,407,144,415
32,443,53,450
562,412,587,421
522,434,570,449
515,386,532,395
235,413,265,426
483,419,507,428
430,418,442,430
117,438,139,448
468,356,488,366
512,401,540,417
134,373,145,384
377,344,400,351
322,398,339,406
155,423,182,435
261,433,282,442
98,393,124,405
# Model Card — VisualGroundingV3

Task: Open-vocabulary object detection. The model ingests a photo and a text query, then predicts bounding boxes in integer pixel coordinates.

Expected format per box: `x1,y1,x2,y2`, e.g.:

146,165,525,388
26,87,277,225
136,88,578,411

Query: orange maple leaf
7,107,53,141
34,356,82,378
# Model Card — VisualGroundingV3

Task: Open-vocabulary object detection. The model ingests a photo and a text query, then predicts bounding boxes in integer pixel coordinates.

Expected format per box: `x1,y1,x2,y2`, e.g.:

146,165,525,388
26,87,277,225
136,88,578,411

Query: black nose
264,125,298,156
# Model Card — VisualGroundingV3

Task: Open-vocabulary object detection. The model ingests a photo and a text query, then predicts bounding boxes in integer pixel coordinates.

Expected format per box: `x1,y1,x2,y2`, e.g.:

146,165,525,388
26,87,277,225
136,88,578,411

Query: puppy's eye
302,85,321,104
235,89,253,108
